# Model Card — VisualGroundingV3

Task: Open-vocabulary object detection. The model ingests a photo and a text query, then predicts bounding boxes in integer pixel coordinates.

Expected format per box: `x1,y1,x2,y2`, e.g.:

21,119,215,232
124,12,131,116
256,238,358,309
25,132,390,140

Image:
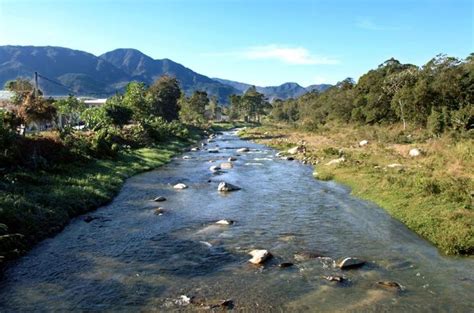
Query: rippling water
0,130,473,312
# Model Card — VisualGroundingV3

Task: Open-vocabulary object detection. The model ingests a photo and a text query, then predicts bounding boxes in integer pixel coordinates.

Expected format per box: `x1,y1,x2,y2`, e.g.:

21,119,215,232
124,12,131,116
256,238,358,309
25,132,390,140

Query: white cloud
241,44,338,65
202,44,339,65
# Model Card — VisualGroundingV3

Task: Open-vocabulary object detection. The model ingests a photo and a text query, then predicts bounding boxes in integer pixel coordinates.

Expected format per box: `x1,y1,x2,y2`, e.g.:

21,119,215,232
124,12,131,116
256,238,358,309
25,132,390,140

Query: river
0,130,473,312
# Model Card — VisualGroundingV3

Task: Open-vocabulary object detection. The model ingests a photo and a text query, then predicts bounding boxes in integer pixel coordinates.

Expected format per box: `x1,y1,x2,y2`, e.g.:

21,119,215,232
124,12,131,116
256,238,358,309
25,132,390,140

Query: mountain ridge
0,45,332,103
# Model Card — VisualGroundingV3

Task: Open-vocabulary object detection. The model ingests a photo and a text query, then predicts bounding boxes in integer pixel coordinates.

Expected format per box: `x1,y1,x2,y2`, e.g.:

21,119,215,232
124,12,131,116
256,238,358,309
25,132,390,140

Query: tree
55,95,86,129
17,93,56,129
383,67,418,129
4,78,35,106
229,94,242,121
103,95,133,128
179,91,209,125
207,96,219,120
242,86,266,122
123,81,149,123
147,76,181,122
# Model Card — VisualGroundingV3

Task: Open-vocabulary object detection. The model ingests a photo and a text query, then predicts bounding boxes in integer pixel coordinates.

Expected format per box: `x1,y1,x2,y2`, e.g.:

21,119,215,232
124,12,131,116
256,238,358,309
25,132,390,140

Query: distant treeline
270,54,473,136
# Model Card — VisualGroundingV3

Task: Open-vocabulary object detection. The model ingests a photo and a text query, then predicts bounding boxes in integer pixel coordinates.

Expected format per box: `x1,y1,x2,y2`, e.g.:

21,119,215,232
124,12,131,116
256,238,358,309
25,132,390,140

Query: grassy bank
239,123,473,255
0,134,203,266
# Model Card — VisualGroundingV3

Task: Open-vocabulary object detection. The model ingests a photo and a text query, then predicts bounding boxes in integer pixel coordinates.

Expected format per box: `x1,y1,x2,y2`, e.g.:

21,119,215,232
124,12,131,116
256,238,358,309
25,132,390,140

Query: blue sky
0,0,472,86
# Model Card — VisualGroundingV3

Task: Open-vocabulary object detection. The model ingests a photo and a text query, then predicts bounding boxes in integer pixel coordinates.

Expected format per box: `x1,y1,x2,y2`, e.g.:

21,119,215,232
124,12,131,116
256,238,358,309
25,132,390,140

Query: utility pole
34,71,39,97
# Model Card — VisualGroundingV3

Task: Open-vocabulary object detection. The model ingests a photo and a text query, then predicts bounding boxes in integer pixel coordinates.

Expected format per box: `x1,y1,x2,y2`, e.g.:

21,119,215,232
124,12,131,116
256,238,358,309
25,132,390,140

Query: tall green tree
147,76,181,122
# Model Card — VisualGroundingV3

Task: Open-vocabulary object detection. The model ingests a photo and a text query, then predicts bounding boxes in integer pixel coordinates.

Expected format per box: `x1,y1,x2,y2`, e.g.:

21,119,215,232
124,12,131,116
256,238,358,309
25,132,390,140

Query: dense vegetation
270,54,473,137
0,75,226,265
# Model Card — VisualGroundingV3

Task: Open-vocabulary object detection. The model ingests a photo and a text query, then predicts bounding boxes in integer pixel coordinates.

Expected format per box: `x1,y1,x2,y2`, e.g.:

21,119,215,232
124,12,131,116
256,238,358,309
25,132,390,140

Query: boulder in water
173,183,188,189
220,162,233,169
324,275,345,282
278,262,294,268
153,196,167,202
337,257,365,269
377,281,403,290
154,207,165,215
217,182,241,192
182,155,191,160
191,147,200,151
248,249,272,265
216,219,234,225
228,156,237,162
210,165,221,172
208,148,219,153
237,147,250,153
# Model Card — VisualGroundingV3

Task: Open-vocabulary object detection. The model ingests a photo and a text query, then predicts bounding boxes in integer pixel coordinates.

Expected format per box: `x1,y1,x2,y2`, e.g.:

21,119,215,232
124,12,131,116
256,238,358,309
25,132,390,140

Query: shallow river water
0,130,473,312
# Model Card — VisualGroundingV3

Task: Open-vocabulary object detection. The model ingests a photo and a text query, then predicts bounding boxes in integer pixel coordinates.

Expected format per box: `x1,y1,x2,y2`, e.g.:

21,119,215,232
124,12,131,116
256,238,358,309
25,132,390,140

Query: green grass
0,137,196,264
239,123,473,255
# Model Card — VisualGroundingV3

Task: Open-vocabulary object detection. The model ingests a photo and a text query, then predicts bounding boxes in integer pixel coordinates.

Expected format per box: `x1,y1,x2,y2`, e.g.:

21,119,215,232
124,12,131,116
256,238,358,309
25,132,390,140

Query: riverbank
0,130,208,267
239,123,473,255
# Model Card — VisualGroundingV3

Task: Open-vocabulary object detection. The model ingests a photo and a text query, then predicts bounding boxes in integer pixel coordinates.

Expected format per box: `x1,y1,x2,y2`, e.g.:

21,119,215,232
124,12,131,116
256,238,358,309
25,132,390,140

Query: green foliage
179,91,209,125
103,95,133,128
147,76,181,122
80,106,110,130
270,53,473,136
55,94,86,128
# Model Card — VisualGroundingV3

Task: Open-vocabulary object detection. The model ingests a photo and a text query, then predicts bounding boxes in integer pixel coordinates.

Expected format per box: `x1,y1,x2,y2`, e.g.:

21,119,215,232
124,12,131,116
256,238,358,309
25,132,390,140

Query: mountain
0,45,331,103
0,45,129,96
213,78,332,101
0,46,238,103
99,49,239,103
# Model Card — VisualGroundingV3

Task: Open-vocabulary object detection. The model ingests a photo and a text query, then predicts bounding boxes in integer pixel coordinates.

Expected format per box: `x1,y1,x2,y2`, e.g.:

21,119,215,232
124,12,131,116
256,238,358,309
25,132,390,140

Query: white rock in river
220,162,233,169
191,147,200,151
325,157,345,166
210,165,221,172
248,249,272,265
208,148,219,153
173,183,188,189
216,219,234,225
237,147,249,153
153,196,166,202
228,156,237,162
217,182,241,192
182,155,191,160
359,140,369,147
409,148,421,157
337,257,365,269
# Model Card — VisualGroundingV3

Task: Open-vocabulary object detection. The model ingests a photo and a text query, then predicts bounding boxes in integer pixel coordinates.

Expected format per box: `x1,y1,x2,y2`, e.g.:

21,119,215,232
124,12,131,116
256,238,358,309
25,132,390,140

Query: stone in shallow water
337,257,365,269
173,183,188,189
278,262,294,268
324,275,345,282
217,182,241,192
228,156,237,161
209,165,221,172
237,147,249,153
216,219,234,225
248,249,272,265
153,196,166,202
154,207,165,215
220,162,233,169
377,281,403,290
